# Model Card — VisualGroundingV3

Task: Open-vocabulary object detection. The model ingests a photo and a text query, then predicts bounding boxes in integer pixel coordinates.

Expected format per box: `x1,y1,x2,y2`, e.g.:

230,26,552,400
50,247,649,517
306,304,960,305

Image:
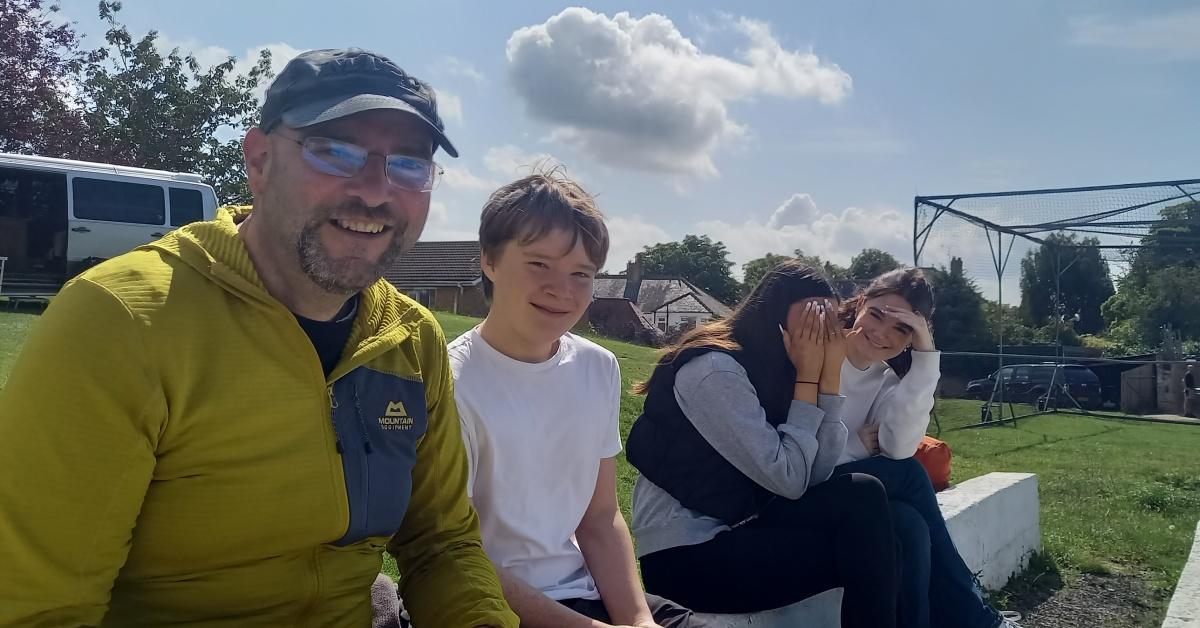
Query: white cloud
482,144,584,182
1069,9,1200,58
505,8,851,176
437,90,464,126
604,215,673,273
768,193,819,228
440,165,499,192
419,200,480,241
698,195,912,279
439,56,486,84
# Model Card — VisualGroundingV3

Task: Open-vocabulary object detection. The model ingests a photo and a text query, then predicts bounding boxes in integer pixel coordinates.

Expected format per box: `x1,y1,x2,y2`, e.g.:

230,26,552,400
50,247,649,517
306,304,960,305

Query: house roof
592,276,734,318
384,240,481,288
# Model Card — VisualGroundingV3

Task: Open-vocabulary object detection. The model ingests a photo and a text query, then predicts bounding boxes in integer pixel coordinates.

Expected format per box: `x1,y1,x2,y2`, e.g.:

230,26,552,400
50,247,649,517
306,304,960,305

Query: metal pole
1055,245,1062,361
913,198,920,266
996,232,1004,417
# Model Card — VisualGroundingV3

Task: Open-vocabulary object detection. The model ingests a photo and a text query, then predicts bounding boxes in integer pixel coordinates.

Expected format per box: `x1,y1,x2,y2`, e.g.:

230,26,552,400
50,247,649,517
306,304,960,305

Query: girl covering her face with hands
830,267,1020,628
624,261,899,628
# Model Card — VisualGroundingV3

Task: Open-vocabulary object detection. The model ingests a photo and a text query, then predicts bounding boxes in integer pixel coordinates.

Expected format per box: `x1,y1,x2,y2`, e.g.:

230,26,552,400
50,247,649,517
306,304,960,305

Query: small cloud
440,165,499,192
419,201,479,241
482,144,578,180
437,90,464,126
439,56,486,84
768,193,819,228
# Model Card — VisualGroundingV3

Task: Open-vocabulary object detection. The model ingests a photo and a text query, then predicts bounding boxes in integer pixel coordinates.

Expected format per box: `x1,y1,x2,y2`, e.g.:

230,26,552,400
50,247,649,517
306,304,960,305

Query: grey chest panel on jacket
330,367,429,546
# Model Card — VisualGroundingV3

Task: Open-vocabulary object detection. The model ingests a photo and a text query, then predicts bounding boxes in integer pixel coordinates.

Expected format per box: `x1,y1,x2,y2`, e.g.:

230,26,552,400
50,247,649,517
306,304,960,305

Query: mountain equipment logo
379,401,414,430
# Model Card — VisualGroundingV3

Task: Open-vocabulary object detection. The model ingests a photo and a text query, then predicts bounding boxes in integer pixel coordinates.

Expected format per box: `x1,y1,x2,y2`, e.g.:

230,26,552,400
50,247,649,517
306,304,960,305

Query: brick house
383,240,488,317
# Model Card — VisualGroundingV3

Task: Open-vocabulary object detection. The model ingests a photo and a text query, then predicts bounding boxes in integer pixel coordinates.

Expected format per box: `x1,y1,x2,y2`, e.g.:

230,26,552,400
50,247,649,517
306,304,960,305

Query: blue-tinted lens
302,137,367,177
386,156,437,191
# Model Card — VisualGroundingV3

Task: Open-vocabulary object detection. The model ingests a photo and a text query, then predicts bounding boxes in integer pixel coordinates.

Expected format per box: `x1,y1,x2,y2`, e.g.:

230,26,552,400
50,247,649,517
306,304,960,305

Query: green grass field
3,307,1198,622
0,306,41,389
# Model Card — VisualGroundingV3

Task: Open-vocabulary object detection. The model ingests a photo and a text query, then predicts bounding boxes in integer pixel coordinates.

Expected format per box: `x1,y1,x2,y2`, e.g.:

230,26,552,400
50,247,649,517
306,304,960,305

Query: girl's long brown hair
837,267,935,378
634,261,836,418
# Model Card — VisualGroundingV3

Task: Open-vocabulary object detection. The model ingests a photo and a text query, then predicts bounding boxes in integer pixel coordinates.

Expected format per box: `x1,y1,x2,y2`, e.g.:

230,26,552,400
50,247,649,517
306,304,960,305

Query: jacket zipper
328,386,344,454
350,384,373,541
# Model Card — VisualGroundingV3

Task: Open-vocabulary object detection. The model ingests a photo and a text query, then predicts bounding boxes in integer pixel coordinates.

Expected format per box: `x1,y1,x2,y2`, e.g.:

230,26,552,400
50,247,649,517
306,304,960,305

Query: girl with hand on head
625,261,899,628
831,268,1021,628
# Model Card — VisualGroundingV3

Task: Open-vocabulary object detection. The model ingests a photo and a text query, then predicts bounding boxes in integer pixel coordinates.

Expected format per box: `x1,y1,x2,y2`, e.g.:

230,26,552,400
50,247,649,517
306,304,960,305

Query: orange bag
913,436,952,492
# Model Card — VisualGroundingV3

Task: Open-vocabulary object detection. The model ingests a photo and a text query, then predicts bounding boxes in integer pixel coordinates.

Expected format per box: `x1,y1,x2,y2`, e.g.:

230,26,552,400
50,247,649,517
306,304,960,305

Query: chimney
623,254,643,304
950,257,963,278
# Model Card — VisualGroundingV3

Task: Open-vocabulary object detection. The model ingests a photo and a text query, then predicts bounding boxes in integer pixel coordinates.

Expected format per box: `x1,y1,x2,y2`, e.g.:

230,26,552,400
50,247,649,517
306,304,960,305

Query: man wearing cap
0,48,517,628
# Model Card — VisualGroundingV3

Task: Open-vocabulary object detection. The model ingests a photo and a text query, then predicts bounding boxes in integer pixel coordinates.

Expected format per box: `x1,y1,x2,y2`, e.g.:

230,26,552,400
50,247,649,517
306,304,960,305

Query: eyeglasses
278,134,442,193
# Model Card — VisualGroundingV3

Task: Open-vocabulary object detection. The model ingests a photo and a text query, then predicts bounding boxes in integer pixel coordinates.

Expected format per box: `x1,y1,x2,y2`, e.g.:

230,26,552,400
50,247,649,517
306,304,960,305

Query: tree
983,301,1041,346
794,249,851,283
0,0,97,156
1103,265,1200,347
1100,201,1200,348
740,253,791,292
2,1,275,203
926,258,989,351
1018,232,1114,335
75,1,273,202
742,249,850,293
639,235,742,305
848,248,902,281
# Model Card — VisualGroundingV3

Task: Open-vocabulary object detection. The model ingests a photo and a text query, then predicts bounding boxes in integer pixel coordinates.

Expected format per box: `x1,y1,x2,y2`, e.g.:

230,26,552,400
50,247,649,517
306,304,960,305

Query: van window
72,177,165,225
0,167,67,220
169,187,204,227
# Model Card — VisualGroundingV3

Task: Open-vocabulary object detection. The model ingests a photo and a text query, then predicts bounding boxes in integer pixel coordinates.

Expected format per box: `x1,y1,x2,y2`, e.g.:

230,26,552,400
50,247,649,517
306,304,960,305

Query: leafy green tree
77,1,273,203
1101,201,1200,348
1018,233,1114,335
741,253,792,292
0,0,98,156
3,1,275,202
926,258,989,351
639,235,742,305
794,249,851,283
848,248,902,281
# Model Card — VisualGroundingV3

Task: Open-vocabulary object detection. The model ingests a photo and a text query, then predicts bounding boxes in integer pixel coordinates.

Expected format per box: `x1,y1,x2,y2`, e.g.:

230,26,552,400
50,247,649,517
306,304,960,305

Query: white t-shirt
837,350,941,464
448,327,623,602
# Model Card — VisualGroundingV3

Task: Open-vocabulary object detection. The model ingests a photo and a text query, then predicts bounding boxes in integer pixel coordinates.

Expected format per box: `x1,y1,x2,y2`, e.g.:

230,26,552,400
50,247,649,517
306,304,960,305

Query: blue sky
53,1,1200,295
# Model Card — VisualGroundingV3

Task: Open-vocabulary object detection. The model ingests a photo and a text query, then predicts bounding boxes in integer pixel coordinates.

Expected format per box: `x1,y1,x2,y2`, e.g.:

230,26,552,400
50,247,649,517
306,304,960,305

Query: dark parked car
966,363,1102,410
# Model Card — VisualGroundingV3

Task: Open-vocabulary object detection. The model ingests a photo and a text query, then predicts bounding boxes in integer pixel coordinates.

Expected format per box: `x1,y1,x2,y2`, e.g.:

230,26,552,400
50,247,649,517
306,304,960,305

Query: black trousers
640,473,898,628
560,592,719,628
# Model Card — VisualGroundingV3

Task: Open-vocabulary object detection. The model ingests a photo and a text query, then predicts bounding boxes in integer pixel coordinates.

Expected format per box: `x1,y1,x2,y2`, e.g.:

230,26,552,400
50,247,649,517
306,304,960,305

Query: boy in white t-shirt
448,172,712,628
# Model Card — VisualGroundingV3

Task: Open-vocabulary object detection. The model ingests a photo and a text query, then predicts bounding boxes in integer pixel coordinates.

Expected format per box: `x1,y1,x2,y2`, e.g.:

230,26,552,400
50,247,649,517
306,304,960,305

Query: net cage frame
913,178,1200,426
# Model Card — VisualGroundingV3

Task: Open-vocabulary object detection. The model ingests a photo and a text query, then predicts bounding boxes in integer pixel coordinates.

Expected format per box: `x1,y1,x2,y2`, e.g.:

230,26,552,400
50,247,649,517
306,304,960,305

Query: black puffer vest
626,347,789,524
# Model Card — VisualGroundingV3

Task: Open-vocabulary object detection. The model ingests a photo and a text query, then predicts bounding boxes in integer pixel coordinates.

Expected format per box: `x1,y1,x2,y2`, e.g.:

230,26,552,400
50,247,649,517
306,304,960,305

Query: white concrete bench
695,472,1041,627
1163,520,1200,628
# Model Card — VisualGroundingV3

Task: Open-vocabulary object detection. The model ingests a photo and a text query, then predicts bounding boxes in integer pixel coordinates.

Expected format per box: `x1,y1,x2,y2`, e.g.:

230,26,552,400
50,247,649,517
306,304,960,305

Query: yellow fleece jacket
0,207,518,628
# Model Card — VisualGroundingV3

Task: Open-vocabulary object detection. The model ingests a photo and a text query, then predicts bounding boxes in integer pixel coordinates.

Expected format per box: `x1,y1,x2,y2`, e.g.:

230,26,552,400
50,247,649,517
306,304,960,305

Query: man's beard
296,204,414,295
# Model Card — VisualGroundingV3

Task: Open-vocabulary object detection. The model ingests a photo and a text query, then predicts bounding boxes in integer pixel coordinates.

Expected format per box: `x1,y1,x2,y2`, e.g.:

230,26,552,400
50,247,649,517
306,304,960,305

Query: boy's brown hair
478,170,609,298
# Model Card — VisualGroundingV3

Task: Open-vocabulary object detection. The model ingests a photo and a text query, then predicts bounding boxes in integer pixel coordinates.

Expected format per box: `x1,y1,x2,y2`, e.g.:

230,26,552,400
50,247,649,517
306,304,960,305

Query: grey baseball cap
259,48,458,158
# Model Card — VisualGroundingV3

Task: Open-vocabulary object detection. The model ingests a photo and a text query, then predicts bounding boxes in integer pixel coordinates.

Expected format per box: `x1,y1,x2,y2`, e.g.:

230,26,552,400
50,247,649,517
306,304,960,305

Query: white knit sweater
837,350,941,464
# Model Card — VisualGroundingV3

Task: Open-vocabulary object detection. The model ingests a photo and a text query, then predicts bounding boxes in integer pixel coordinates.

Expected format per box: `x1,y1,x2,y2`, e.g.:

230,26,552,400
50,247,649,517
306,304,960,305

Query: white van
0,152,219,297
